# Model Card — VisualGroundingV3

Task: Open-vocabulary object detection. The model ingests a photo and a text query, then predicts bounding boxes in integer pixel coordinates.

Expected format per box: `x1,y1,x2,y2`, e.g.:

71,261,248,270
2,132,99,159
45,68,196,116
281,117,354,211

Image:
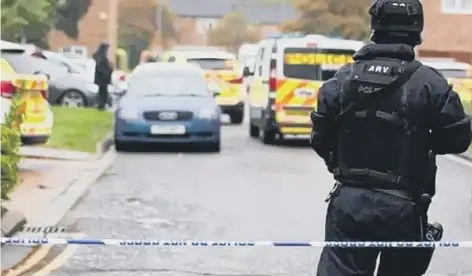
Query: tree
281,0,371,40
1,0,55,43
1,0,92,47
55,0,92,39
118,0,179,48
208,11,261,52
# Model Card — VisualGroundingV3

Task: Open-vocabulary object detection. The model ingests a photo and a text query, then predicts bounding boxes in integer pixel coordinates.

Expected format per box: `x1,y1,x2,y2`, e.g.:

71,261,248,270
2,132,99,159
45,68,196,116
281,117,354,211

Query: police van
245,34,365,144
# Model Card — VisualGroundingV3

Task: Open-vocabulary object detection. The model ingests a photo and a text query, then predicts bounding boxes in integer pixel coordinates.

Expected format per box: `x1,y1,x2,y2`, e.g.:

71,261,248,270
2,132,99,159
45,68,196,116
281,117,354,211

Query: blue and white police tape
2,237,472,248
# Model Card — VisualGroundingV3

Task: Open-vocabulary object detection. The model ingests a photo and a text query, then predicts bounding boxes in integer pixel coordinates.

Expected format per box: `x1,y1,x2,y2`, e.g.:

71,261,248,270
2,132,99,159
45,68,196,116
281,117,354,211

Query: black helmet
369,0,424,46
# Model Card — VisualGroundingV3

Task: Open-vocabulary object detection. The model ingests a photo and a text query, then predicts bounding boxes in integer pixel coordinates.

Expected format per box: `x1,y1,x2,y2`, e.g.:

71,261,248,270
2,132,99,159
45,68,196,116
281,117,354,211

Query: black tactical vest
334,58,421,190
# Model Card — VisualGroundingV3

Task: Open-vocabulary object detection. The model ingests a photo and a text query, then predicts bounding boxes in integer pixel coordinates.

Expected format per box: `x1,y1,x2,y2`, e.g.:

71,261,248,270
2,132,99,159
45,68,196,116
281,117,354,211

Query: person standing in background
93,43,113,110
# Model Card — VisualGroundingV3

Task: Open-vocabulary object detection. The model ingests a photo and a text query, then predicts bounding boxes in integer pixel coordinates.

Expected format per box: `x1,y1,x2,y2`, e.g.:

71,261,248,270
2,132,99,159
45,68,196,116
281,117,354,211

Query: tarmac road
21,123,472,275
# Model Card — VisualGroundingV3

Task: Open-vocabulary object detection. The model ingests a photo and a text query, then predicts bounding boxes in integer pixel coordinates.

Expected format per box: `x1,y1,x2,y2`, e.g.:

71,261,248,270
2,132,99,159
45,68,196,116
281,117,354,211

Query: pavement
1,135,115,273
1,117,470,276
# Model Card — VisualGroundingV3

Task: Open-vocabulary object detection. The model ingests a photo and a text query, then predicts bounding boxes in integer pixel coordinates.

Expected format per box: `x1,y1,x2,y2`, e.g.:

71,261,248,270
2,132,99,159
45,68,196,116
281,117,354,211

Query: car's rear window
187,58,234,70
128,73,209,97
2,53,68,77
1,53,36,73
283,48,354,81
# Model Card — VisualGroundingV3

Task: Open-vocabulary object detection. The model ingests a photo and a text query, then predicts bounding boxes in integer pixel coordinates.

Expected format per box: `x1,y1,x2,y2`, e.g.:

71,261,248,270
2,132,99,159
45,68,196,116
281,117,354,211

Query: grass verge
45,107,113,153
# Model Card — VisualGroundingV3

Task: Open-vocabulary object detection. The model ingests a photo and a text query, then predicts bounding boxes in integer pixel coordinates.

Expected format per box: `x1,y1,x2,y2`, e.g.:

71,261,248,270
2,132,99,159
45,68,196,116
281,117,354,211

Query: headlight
198,108,218,119
86,83,99,93
119,107,139,120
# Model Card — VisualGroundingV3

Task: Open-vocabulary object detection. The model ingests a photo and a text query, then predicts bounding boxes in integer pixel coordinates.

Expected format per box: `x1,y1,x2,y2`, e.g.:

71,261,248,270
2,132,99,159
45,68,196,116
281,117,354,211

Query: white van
246,34,364,144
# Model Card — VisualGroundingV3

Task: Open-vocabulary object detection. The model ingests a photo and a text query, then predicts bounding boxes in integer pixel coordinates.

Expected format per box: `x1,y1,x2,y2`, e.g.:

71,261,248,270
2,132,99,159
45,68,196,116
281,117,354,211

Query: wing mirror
242,66,254,77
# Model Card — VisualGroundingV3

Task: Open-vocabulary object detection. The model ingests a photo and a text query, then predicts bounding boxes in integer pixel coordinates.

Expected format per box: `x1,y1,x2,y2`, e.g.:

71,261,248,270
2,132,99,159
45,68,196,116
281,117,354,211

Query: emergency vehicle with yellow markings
162,50,245,124
1,42,53,145
246,34,364,144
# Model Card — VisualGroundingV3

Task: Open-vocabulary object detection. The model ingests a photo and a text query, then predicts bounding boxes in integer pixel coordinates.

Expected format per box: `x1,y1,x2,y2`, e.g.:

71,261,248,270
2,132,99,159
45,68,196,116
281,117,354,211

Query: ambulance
246,34,365,144
162,50,245,124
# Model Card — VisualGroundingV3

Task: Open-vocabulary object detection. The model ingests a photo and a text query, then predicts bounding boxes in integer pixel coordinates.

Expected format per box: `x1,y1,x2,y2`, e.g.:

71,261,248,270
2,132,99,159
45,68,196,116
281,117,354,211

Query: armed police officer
311,0,472,275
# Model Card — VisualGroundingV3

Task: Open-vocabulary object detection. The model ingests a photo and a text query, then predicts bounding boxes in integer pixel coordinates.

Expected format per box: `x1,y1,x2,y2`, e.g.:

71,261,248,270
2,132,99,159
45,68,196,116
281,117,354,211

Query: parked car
42,51,88,80
64,53,128,97
1,50,99,107
114,62,221,152
1,46,53,145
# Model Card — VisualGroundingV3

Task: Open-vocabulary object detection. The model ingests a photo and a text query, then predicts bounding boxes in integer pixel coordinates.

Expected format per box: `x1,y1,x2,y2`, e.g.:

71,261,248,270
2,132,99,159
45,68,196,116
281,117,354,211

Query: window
441,0,472,14
128,74,208,97
282,48,354,81
187,58,233,70
168,56,176,62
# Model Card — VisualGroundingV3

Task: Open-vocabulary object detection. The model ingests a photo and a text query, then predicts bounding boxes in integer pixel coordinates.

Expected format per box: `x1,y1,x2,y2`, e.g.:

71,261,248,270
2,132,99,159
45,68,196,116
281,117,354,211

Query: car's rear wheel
229,109,244,125
60,90,86,108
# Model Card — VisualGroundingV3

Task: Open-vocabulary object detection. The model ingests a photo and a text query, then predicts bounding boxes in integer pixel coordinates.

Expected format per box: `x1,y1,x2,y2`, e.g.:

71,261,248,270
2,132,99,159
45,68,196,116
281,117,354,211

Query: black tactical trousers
316,186,426,276
97,85,109,110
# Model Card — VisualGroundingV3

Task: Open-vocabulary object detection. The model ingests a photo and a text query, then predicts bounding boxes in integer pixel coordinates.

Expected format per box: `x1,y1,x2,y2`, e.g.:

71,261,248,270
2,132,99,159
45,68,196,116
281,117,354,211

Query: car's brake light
40,90,47,99
0,81,15,98
229,77,243,84
269,59,277,91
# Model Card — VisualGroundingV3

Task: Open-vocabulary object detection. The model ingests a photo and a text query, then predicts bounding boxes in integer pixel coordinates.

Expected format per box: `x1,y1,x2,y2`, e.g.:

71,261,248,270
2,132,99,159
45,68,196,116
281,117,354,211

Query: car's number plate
150,125,186,135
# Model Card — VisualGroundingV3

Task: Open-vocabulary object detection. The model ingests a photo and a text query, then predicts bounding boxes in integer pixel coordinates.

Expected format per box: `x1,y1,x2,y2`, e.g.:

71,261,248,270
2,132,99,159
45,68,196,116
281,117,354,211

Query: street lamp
99,12,108,22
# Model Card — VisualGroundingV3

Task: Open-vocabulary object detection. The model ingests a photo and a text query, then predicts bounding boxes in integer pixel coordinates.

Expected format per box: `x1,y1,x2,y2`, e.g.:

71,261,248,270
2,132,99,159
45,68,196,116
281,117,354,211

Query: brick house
418,0,472,63
47,0,291,58
167,0,295,46
48,0,118,60
47,0,472,65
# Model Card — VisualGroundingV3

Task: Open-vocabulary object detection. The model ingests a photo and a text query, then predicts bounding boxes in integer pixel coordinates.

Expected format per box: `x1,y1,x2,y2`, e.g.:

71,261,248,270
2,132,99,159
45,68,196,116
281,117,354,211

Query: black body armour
335,58,421,190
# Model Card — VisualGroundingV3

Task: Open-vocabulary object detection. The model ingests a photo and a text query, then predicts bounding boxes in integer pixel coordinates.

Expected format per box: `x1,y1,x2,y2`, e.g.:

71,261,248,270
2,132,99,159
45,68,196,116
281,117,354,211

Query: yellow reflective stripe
276,80,299,105
275,80,300,122
280,127,312,134
11,75,48,90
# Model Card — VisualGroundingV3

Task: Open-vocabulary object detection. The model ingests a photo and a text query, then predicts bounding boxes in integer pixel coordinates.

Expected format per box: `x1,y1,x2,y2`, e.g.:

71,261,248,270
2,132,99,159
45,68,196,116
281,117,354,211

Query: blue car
114,63,221,152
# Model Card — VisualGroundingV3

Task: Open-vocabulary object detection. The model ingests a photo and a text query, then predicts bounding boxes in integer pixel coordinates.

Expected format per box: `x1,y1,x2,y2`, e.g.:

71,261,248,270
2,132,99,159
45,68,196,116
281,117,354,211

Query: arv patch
364,64,393,76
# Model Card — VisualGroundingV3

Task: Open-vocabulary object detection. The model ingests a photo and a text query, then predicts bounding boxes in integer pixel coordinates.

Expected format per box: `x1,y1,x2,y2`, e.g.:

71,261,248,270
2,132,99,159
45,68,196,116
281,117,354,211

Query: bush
1,88,24,199
1,125,21,199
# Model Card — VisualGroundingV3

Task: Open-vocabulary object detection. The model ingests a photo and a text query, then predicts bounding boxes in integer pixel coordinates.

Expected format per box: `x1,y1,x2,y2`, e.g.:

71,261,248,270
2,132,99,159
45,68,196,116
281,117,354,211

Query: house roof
167,0,296,25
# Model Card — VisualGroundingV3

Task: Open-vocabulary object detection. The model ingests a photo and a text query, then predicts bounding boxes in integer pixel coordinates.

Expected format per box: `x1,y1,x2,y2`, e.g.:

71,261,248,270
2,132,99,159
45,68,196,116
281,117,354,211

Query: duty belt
337,182,414,201
334,167,411,193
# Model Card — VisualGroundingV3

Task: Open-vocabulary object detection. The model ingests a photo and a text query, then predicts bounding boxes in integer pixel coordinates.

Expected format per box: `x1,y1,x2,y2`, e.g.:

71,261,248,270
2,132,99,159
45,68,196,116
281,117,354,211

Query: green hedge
1,91,23,199
1,125,20,199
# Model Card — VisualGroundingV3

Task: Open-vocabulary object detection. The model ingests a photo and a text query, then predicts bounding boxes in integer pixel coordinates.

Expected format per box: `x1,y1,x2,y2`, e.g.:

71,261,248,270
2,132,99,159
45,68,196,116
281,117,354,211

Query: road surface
19,123,472,275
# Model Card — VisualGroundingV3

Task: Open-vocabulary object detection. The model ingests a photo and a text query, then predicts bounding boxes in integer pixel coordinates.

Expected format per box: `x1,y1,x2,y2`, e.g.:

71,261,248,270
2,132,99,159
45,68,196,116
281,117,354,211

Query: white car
62,53,128,100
